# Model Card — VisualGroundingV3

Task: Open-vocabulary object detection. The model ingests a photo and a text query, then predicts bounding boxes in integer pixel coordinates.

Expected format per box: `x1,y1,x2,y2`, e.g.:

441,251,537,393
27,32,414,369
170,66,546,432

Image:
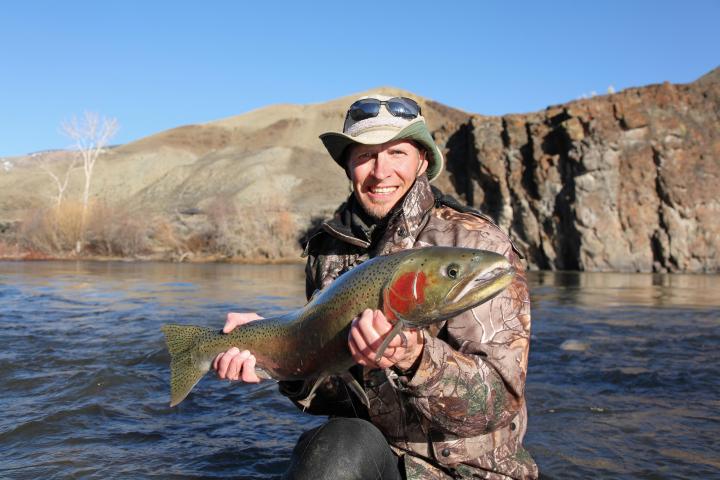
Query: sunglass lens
349,100,381,121
387,97,420,119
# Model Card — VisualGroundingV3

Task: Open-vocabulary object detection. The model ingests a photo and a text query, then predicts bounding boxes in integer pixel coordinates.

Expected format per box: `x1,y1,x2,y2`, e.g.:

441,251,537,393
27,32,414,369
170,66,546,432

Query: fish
161,246,515,407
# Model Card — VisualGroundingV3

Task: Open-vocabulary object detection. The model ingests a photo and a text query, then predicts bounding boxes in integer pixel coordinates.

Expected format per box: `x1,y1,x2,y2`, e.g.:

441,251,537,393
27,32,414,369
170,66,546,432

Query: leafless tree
62,111,118,253
38,153,79,209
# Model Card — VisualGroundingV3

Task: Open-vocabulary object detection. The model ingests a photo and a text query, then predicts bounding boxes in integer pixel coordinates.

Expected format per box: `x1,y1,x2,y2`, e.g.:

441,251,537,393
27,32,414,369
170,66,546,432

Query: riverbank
0,242,305,264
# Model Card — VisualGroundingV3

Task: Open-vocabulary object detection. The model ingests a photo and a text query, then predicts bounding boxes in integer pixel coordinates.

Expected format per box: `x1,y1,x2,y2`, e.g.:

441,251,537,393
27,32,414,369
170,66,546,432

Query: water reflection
530,271,720,308
0,260,307,314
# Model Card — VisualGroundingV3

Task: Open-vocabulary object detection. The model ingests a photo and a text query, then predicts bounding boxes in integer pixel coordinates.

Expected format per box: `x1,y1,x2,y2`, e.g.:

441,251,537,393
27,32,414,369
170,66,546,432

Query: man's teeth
371,186,397,194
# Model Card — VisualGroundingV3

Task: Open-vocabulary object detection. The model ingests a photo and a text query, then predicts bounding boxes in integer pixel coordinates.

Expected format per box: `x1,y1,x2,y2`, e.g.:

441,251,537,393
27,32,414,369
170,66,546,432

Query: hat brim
320,120,444,182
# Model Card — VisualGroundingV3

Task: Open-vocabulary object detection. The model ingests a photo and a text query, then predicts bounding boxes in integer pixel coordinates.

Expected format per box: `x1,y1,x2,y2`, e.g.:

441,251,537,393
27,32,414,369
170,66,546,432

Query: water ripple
0,262,718,479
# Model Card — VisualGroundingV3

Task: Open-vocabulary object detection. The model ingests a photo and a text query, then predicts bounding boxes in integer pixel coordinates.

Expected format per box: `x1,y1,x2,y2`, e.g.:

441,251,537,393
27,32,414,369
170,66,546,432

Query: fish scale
161,247,514,407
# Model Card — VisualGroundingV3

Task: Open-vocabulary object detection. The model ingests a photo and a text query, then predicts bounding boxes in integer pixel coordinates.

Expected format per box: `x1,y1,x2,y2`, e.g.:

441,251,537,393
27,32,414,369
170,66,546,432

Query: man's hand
212,312,264,383
348,309,424,371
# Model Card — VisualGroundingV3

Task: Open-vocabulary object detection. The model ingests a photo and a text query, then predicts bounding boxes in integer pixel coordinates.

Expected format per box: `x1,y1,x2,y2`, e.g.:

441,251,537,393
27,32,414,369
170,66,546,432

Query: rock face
433,68,719,272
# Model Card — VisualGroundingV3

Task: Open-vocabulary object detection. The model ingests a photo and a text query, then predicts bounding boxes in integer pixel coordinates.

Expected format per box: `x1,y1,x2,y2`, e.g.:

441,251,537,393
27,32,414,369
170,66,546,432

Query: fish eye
446,263,460,279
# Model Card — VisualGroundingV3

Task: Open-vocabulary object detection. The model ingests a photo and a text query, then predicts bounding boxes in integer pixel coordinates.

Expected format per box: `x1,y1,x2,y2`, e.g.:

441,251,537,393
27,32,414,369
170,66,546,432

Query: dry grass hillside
0,88,470,261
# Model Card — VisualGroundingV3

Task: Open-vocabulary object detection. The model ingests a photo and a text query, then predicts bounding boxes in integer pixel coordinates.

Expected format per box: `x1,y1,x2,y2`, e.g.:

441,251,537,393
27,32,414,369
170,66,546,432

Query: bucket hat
320,95,444,182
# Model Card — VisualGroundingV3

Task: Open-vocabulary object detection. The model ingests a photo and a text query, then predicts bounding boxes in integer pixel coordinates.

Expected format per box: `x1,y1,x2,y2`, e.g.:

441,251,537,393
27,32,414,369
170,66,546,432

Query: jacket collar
322,174,436,251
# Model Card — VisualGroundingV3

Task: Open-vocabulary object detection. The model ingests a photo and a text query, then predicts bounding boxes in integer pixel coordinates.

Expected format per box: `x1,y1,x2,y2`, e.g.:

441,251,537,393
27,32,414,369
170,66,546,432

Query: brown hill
1,72,717,271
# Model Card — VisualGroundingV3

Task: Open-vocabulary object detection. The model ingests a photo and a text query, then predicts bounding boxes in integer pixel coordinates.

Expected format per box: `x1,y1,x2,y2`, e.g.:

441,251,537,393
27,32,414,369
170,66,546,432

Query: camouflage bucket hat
319,94,444,182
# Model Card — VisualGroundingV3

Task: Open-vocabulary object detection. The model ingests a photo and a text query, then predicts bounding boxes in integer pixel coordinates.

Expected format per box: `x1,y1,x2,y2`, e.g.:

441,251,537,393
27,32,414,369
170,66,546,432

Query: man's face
347,140,428,220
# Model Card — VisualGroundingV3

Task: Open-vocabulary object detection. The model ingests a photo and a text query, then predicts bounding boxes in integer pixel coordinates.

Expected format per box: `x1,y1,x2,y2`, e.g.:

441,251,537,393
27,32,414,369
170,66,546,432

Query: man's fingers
241,354,260,383
226,355,241,381
371,310,393,335
219,349,254,381
216,347,240,378
349,318,372,360
223,312,264,334
355,310,387,353
229,312,263,324
228,350,252,381
368,310,414,350
222,320,236,334
212,353,222,371
349,310,423,370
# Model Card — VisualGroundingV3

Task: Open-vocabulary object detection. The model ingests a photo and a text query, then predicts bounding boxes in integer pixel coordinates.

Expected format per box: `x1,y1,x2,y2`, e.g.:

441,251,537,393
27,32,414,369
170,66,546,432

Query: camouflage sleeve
304,252,318,302
398,265,530,437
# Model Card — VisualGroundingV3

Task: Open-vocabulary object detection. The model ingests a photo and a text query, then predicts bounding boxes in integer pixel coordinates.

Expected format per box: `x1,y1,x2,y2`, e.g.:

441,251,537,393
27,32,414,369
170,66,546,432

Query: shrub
16,200,151,257
18,201,84,253
84,201,151,256
200,195,301,260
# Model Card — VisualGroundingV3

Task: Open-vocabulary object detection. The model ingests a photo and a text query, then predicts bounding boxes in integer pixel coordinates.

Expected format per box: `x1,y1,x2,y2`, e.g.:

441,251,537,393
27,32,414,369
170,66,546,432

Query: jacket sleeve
396,229,531,437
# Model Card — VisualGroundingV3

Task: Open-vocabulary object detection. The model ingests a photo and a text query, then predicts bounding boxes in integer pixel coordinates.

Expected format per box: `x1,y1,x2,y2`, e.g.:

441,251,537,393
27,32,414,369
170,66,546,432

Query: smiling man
215,95,538,479
347,139,428,220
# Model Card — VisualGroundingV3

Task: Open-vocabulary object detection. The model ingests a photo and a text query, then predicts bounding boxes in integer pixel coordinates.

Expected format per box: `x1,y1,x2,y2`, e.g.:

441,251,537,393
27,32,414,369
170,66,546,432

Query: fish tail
161,324,215,407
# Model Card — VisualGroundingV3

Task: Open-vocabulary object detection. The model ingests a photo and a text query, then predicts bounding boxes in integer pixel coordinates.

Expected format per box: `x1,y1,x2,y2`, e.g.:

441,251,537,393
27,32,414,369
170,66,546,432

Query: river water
0,261,718,479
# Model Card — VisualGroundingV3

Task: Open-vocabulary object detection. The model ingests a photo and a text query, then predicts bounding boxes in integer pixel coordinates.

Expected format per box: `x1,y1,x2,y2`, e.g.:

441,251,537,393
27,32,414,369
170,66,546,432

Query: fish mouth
447,263,515,305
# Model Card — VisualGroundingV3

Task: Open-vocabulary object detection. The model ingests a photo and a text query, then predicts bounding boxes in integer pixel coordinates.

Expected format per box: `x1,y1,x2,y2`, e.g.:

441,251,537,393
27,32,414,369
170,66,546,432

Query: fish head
382,246,515,327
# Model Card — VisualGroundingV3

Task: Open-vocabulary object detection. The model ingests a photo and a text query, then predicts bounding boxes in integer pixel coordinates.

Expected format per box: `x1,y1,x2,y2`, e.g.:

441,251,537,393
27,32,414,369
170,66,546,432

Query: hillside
0,70,717,271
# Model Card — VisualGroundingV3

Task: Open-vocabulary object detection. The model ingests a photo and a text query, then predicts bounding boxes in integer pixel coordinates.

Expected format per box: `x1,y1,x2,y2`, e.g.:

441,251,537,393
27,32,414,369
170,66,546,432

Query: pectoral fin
340,371,370,409
297,374,327,411
296,372,371,412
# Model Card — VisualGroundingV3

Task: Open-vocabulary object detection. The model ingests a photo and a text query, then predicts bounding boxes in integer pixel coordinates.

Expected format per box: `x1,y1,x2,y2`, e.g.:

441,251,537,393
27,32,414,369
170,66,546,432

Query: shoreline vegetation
0,249,306,265
0,198,309,264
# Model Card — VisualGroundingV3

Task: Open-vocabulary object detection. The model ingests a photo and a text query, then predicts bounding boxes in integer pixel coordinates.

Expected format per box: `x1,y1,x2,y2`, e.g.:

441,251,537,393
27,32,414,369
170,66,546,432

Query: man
214,95,538,479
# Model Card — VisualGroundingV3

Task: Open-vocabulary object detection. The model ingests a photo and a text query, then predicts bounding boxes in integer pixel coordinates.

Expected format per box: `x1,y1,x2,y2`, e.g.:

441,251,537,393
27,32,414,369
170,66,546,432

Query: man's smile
368,185,399,196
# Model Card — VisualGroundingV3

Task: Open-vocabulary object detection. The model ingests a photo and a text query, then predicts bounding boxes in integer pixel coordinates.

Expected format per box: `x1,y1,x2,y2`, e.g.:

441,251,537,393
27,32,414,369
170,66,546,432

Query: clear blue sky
0,0,717,157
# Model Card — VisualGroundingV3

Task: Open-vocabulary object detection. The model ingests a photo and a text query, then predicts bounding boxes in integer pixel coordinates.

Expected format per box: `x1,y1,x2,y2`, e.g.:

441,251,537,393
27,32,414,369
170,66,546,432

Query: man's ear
415,150,429,177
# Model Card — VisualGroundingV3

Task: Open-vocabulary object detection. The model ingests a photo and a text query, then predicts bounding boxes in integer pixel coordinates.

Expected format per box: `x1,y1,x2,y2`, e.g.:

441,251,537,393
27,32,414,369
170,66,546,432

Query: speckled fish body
161,246,514,407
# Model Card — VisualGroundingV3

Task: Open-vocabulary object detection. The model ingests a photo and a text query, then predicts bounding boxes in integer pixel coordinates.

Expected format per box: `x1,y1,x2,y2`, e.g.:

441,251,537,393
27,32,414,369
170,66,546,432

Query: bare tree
38,153,79,209
62,111,118,253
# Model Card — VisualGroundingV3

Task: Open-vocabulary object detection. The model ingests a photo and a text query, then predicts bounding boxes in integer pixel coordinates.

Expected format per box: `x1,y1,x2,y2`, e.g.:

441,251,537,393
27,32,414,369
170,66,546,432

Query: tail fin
161,324,214,407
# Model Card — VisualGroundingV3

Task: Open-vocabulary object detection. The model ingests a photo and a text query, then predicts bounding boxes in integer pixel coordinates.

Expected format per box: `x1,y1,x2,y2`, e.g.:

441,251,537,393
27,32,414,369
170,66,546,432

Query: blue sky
0,0,717,157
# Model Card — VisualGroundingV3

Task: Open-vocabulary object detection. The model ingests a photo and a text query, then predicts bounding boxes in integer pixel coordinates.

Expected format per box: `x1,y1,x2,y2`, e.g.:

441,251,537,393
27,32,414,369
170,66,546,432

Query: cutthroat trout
161,246,514,407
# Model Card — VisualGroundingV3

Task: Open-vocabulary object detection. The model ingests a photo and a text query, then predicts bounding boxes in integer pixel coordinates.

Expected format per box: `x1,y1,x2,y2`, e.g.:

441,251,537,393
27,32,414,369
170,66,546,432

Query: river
0,261,718,479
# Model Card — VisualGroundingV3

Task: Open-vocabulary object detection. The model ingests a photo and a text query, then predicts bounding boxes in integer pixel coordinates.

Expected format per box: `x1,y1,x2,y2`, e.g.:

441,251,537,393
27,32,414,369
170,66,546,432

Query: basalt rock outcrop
432,68,719,272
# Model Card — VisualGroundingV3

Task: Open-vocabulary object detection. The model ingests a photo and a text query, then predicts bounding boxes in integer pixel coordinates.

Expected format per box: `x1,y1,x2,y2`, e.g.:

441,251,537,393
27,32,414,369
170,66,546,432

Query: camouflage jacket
283,175,538,480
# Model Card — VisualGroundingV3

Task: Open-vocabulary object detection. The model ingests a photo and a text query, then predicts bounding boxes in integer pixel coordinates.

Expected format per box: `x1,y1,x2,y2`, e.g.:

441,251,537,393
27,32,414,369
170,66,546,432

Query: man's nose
371,151,392,178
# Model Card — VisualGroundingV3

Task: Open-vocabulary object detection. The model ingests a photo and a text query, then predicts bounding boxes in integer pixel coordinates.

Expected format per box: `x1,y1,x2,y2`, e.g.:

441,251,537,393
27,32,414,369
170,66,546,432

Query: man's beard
361,201,393,221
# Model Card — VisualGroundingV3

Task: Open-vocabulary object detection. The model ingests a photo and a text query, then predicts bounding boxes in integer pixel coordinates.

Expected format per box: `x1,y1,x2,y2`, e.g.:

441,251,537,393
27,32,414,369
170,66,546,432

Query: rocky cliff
1,69,717,271
432,68,719,272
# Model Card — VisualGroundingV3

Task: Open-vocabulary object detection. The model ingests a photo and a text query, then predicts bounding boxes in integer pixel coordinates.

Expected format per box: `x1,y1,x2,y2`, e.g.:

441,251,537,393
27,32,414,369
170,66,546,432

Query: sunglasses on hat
346,97,422,122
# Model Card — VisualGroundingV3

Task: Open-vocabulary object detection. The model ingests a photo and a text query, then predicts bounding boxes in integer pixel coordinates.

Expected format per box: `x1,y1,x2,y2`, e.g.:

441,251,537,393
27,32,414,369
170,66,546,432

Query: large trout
161,246,514,407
